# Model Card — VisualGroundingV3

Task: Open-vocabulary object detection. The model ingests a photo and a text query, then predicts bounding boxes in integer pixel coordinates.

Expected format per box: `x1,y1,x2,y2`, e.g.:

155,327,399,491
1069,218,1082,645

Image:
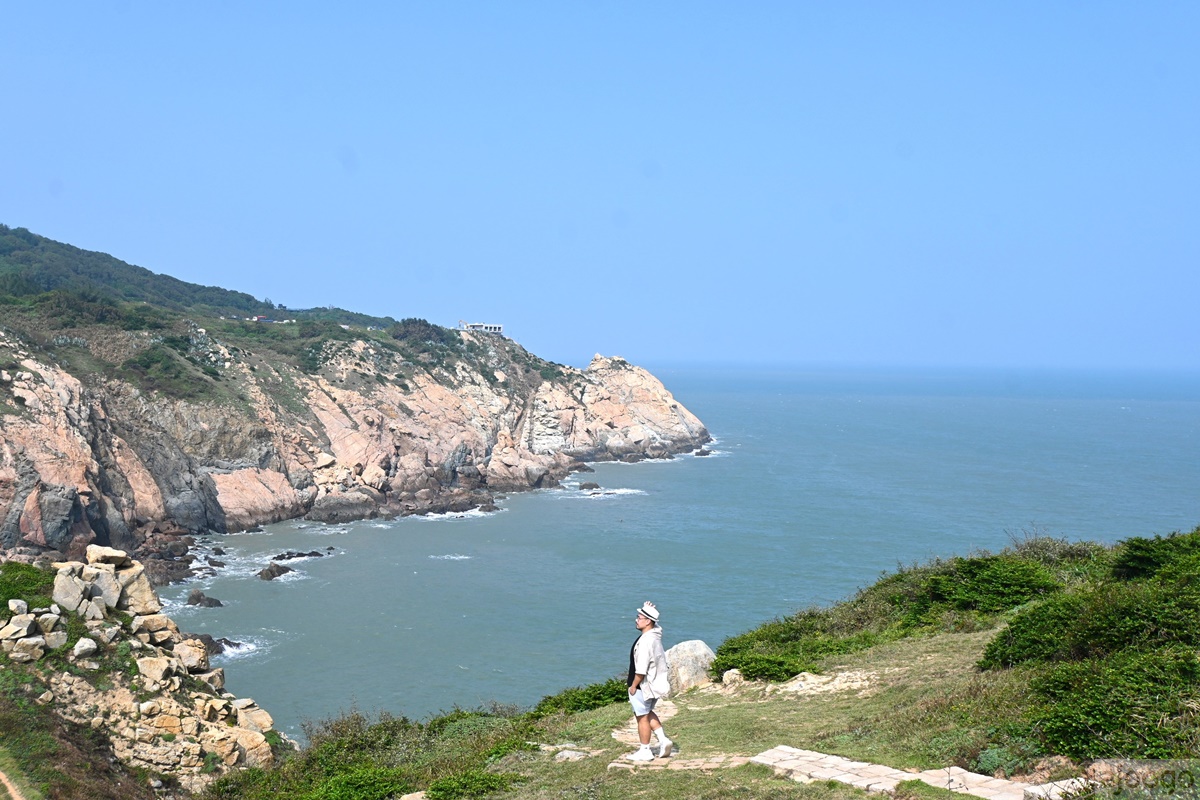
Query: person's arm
628,672,643,694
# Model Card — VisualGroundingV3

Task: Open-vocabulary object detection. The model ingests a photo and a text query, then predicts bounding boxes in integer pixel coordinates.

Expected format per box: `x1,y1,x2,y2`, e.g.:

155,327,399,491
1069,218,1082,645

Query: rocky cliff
0,322,708,567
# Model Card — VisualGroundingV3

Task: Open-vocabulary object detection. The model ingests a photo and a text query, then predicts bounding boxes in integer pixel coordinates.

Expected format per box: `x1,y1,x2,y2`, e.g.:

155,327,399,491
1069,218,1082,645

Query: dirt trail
0,766,29,800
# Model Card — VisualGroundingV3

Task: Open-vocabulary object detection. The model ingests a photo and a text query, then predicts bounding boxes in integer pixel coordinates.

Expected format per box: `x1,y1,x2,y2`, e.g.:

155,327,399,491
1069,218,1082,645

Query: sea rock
186,589,223,607
579,482,600,491
256,563,293,581
271,550,323,561
666,640,717,694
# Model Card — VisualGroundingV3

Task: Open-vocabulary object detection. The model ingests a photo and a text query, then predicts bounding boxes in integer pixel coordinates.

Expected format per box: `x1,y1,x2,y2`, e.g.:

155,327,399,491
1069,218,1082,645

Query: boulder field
2,545,283,793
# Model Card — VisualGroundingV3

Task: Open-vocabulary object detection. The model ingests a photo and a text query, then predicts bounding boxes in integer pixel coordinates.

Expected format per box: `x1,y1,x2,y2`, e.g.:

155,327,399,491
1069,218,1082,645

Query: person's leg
626,691,655,760
636,713,652,745
647,710,673,756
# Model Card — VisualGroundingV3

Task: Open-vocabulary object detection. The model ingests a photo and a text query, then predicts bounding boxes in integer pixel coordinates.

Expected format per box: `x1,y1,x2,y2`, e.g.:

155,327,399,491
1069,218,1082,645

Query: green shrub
1031,647,1200,759
303,765,412,800
528,678,627,719
425,769,520,800
0,561,54,608
980,577,1200,669
1111,528,1200,580
924,556,1061,613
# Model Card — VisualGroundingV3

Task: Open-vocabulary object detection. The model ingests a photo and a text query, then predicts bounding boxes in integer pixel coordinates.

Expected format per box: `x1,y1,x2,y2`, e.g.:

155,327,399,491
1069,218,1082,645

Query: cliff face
0,327,708,561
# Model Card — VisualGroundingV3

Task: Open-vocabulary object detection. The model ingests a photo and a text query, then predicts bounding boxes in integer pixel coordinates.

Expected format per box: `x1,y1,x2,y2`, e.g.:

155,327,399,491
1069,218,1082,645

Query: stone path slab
751,745,1079,800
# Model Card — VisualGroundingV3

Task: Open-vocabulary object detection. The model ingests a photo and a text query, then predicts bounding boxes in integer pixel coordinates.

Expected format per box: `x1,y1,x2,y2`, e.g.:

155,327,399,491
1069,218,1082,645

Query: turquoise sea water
159,367,1200,738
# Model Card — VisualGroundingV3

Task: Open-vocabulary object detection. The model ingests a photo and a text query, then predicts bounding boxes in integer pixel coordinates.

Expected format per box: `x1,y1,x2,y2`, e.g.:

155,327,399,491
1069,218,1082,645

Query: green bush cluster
711,543,1079,682
425,769,521,799
979,527,1200,760
528,677,627,718
204,705,534,800
1032,647,1200,759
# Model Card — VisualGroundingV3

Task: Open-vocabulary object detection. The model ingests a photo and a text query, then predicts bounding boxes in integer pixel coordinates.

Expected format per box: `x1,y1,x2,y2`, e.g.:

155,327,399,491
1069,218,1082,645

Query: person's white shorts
629,688,657,716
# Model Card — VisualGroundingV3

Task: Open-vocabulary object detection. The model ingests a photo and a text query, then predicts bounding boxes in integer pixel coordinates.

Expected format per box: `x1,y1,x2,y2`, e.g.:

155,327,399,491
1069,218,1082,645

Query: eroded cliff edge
0,325,708,566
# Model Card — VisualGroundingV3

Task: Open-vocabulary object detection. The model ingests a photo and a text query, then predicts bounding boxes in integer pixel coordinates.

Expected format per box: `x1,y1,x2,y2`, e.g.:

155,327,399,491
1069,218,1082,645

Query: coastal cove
159,366,1200,739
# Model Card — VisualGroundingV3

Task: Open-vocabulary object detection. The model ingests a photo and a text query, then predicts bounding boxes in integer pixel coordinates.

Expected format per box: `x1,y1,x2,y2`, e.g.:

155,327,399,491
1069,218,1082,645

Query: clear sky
2,3,1198,370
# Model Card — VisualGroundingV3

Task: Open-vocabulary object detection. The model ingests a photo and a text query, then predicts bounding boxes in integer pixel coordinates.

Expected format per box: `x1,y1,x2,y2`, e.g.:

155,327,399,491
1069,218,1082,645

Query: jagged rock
86,545,133,567
186,589,223,607
206,557,226,568
12,635,46,661
36,612,60,634
86,568,123,609
8,599,27,615
233,699,274,733
196,668,225,691
44,630,68,649
80,598,106,620
117,565,162,614
183,633,241,655
256,563,293,581
211,547,226,555
136,656,176,683
73,637,98,658
52,570,87,612
233,727,274,768
695,448,712,456
666,639,717,694
579,482,601,490
0,613,36,639
173,639,210,673
721,668,745,686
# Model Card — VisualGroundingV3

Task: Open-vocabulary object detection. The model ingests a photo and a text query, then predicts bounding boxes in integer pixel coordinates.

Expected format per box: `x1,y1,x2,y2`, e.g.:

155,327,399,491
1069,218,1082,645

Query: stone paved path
609,715,1089,800
751,745,1089,800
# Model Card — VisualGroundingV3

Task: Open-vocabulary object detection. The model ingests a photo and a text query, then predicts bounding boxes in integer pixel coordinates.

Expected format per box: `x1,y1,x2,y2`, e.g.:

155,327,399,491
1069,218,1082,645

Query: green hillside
0,224,394,327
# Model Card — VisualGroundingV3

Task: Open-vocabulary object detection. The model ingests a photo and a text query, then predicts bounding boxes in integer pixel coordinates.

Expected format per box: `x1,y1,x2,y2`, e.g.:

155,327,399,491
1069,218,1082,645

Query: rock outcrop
0,326,709,562
666,639,717,694
5,545,287,793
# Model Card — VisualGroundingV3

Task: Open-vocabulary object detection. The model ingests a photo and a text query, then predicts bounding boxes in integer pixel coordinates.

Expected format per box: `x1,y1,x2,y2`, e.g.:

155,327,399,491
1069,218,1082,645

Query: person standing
626,601,672,761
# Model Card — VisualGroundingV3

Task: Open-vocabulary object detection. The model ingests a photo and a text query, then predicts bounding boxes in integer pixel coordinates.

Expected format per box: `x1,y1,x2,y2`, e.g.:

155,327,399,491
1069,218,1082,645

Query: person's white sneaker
626,747,655,762
657,736,673,757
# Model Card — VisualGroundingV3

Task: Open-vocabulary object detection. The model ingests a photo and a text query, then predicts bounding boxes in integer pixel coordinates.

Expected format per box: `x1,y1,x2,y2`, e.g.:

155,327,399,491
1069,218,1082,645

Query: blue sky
3,3,1198,370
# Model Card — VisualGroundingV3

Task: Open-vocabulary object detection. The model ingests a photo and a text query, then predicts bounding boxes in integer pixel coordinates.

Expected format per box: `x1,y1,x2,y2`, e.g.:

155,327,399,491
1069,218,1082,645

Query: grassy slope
195,527,1200,799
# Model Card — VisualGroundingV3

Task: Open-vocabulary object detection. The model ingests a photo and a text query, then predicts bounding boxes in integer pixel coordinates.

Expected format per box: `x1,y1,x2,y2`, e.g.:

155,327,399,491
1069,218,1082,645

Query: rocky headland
0,325,707,574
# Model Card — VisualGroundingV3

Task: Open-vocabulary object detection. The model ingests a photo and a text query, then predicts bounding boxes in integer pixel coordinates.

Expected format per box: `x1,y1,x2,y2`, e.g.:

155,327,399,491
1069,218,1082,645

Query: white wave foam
561,487,648,500
428,554,472,561
211,636,270,663
412,507,504,522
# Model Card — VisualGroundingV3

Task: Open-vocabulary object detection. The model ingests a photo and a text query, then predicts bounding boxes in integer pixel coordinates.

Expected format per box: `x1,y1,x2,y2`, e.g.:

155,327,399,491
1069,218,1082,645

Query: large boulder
117,564,162,614
666,639,716,694
173,639,210,673
86,544,133,567
52,569,87,612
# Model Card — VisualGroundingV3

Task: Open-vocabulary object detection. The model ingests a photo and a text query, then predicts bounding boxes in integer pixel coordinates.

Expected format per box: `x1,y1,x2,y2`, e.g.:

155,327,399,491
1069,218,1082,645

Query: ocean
158,366,1200,739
